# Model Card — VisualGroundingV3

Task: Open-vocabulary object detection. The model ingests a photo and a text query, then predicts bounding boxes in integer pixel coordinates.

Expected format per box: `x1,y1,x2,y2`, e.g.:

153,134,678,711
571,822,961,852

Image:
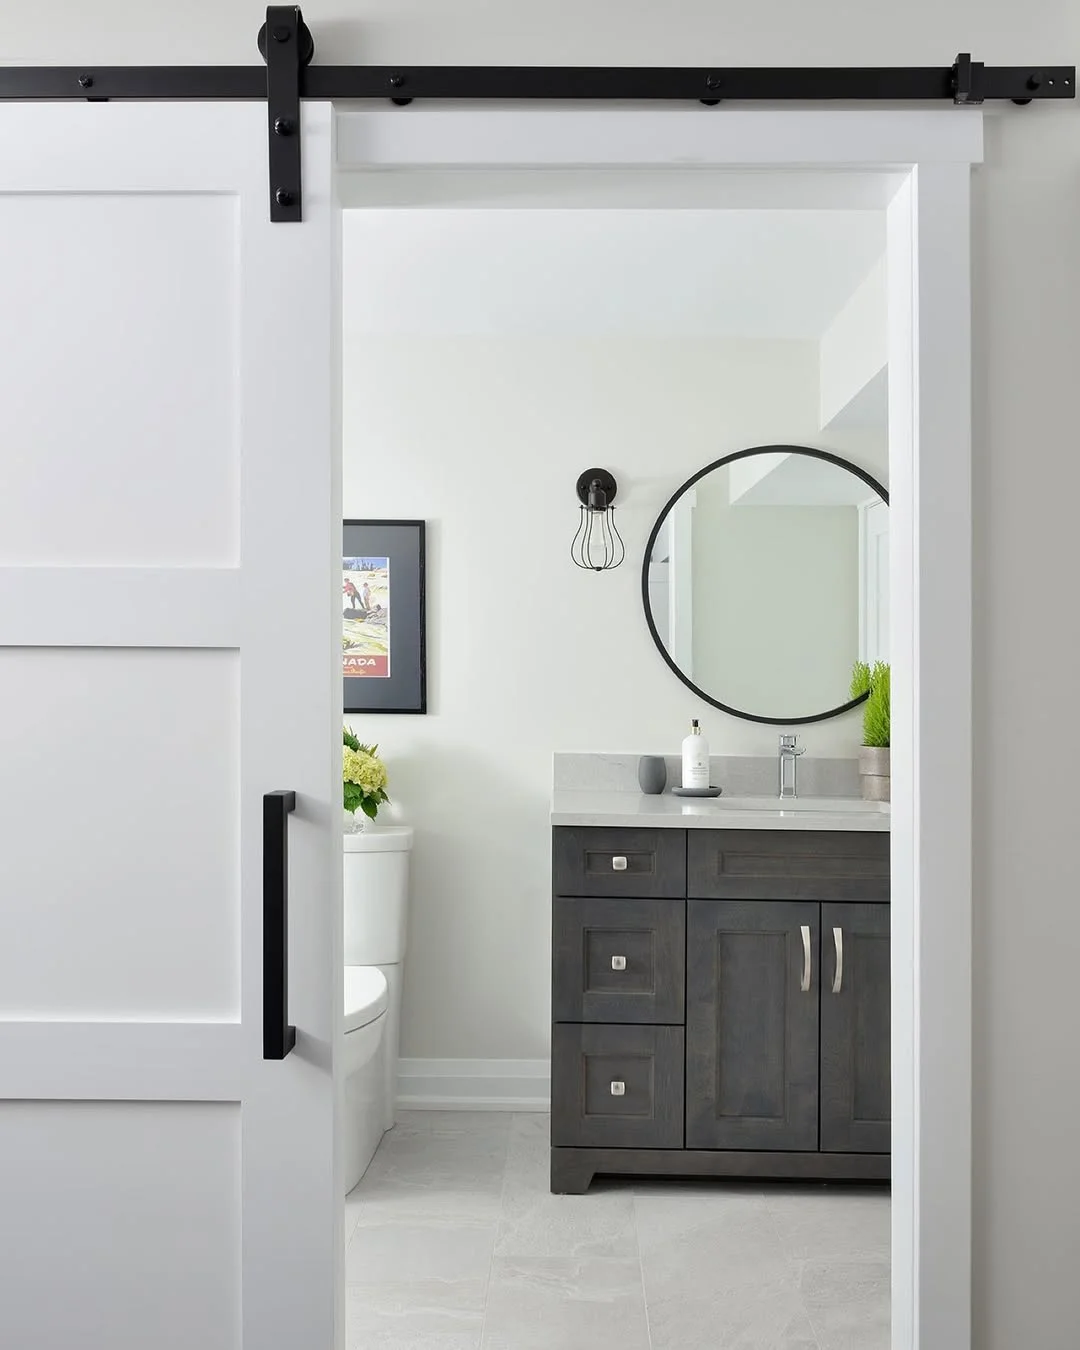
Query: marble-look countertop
551,790,891,832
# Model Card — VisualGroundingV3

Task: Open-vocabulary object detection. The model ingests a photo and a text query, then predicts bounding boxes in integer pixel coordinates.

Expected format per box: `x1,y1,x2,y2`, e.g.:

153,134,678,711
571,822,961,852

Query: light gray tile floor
346,1112,890,1350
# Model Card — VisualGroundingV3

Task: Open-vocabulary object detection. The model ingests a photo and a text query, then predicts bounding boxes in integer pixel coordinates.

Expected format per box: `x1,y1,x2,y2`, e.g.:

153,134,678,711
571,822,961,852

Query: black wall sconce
571,468,625,572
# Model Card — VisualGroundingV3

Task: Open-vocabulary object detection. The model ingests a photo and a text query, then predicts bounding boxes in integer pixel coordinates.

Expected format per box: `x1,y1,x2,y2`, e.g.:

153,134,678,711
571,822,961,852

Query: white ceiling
343,209,885,340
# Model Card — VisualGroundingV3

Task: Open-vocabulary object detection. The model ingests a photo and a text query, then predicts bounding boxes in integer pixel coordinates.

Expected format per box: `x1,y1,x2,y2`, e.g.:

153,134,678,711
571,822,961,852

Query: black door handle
264,790,297,1060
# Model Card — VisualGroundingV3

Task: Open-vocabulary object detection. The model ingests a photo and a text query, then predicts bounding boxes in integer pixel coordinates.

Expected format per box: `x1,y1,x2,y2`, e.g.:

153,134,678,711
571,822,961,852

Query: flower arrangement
343,726,390,822
850,660,890,749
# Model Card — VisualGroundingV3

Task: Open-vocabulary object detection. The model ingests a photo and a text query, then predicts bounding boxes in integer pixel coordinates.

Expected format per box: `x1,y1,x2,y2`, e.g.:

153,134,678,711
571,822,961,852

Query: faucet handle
779,734,804,755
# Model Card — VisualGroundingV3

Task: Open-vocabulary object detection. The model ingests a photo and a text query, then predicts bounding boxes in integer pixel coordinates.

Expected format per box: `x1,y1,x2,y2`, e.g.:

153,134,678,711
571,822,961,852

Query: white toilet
343,824,413,1191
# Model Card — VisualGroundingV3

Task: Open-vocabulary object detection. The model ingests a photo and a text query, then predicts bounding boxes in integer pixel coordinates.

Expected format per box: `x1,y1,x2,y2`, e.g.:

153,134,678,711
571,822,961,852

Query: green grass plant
851,660,890,748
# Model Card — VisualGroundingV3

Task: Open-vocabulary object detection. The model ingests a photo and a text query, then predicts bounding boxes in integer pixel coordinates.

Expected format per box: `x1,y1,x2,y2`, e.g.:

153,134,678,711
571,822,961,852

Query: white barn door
0,102,342,1349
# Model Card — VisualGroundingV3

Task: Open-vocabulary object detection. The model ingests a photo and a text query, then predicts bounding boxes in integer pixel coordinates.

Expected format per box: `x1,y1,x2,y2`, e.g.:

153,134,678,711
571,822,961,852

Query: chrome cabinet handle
610,1081,625,1096
611,955,627,971
832,927,844,994
611,856,628,871
800,924,812,992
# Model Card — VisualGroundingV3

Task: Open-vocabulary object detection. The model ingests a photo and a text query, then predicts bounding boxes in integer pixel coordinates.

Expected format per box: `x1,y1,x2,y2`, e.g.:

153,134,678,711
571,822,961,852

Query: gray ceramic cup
637,755,667,795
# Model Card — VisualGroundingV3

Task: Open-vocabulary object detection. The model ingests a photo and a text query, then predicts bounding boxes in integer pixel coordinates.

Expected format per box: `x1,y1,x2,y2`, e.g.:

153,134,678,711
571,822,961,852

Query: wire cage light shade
571,468,625,572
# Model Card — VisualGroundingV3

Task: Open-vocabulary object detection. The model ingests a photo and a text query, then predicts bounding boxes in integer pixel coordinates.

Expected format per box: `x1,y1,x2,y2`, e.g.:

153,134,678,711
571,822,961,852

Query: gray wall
14,5,1080,1345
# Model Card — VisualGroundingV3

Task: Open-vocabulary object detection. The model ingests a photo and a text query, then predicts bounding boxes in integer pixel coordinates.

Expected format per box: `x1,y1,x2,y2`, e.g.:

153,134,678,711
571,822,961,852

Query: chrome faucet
778,734,805,799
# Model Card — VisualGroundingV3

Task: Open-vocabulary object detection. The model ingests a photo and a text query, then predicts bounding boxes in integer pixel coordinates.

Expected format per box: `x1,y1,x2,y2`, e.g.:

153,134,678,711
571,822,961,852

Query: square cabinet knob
611,955,627,971
610,1081,626,1097
611,856,628,871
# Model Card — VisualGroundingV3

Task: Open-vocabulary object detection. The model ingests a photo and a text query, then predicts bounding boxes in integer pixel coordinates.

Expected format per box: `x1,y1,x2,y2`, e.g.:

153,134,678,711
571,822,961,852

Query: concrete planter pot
858,746,891,802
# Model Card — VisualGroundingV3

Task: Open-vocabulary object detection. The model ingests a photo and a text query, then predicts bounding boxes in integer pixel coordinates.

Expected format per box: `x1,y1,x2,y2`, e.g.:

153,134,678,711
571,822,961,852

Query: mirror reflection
644,446,889,724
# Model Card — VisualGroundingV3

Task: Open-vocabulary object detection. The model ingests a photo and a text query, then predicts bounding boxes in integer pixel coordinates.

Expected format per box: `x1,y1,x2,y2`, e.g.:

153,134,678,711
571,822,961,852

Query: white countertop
551,790,891,832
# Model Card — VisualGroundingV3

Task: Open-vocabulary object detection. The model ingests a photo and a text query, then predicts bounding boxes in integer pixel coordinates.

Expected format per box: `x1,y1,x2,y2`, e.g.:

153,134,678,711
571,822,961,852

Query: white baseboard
396,1058,550,1112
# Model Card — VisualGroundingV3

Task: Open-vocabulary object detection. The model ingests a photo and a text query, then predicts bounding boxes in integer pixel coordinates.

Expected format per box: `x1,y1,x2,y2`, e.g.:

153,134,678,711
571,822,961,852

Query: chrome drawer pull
610,1081,625,1096
611,856,628,871
611,955,627,971
800,924,812,992
832,927,844,994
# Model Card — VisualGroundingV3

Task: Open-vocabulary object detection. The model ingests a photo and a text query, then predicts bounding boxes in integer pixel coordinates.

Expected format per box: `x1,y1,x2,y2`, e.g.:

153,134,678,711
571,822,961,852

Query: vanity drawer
688,829,890,902
551,1024,684,1149
553,897,686,1025
553,827,686,898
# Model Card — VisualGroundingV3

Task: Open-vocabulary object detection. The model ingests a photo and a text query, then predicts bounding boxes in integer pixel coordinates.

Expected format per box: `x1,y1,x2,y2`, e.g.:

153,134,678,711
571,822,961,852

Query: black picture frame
343,519,427,714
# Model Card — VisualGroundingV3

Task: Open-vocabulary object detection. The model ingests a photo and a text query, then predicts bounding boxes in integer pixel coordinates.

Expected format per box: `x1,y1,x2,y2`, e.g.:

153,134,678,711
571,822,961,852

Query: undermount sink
703,795,888,814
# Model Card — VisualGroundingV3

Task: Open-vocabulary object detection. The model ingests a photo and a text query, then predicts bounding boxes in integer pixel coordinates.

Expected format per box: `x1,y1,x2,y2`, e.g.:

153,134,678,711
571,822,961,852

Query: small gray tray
671,785,723,798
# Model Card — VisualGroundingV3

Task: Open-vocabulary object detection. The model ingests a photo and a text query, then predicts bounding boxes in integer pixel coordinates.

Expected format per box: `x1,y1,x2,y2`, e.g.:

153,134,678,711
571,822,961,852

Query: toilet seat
345,966,388,1035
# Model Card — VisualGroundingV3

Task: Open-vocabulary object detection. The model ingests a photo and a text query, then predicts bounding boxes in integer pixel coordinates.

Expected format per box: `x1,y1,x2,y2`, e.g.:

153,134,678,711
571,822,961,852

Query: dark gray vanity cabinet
551,824,890,1194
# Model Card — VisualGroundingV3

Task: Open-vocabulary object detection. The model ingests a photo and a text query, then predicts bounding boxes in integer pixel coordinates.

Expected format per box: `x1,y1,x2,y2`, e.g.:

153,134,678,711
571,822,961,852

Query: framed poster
342,519,426,714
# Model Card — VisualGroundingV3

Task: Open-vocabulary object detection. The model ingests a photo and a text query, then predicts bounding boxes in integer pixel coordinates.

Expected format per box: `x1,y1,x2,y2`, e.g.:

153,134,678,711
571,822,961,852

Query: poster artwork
342,556,390,678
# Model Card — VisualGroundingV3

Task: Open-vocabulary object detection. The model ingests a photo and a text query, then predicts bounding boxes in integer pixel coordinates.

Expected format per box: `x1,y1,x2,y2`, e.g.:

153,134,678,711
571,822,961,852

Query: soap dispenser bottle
681,718,710,790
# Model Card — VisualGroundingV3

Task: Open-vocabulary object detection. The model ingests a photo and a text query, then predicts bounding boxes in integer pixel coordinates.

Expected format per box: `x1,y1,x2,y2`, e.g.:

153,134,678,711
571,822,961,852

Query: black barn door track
1,5,1073,221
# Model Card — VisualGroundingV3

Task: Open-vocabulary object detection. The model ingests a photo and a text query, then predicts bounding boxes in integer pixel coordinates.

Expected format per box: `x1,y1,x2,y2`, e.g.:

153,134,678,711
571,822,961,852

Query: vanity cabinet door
820,902,891,1153
686,900,819,1151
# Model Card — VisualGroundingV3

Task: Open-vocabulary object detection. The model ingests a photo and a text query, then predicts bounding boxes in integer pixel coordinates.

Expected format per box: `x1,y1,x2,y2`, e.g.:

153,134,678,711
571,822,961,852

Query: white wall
14,6,1080,1344
343,334,869,1062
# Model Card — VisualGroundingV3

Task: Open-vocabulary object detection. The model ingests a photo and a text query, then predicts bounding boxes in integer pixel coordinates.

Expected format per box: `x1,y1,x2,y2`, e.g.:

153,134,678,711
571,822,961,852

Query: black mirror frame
641,444,890,727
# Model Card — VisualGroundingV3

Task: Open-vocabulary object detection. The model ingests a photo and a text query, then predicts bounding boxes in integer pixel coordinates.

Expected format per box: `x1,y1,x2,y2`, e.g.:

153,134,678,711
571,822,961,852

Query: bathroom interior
339,197,892,1349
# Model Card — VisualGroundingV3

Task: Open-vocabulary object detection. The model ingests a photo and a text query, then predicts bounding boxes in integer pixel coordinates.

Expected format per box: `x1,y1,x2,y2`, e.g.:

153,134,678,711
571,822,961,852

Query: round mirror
642,446,889,725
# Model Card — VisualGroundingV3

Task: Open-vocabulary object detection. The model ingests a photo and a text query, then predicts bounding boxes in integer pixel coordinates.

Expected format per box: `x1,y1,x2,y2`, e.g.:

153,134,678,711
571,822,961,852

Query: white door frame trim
335,106,982,170
336,105,979,1350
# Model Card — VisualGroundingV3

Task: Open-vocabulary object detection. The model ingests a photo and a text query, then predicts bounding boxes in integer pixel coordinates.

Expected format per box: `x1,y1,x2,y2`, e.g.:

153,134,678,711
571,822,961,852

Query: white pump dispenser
681,718,710,790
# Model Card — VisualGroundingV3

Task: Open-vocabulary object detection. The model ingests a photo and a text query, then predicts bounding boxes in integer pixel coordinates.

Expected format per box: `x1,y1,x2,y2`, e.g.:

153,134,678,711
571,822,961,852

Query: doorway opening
333,107,975,1350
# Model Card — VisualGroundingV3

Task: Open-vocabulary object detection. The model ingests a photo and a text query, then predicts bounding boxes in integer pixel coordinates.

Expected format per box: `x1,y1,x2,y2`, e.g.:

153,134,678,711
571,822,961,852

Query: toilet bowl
344,826,413,1136
343,965,389,1192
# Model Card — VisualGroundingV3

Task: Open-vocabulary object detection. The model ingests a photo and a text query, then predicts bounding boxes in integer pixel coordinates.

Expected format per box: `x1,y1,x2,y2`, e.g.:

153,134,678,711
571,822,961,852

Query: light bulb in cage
570,469,625,572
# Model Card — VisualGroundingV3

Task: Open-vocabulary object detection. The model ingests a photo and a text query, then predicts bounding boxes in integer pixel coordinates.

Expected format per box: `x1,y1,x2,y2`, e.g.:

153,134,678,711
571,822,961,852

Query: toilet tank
343,826,413,966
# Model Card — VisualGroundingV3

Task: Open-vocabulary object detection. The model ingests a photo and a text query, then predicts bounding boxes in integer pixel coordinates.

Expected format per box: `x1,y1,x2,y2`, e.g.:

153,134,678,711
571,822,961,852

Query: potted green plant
851,660,890,801
343,726,390,832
